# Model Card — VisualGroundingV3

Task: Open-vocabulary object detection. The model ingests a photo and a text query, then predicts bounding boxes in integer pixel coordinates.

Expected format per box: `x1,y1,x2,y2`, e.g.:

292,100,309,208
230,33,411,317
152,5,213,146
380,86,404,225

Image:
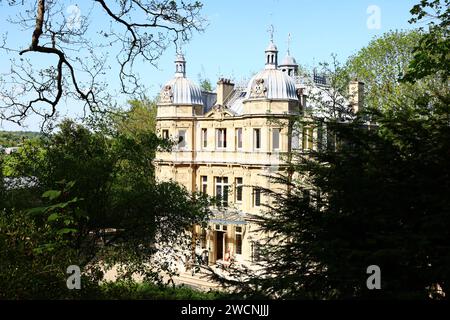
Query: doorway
216,231,224,260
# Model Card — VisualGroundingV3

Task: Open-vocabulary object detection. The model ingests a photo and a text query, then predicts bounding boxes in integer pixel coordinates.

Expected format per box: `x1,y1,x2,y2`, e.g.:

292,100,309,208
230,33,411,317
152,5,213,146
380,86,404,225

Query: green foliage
403,0,450,82
114,98,158,136
1,118,210,299
0,131,41,147
99,281,233,300
2,138,46,178
345,30,423,110
199,78,213,92
243,86,450,299
0,182,98,299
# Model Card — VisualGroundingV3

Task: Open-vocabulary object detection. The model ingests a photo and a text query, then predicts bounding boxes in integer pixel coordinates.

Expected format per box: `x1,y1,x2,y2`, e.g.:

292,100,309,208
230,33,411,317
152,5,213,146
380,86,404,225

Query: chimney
349,79,365,113
216,78,234,106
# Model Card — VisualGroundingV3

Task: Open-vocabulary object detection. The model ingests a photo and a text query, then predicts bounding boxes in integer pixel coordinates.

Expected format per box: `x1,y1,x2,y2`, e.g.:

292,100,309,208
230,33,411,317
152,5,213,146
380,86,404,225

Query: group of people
223,247,235,265
191,240,237,274
194,245,209,266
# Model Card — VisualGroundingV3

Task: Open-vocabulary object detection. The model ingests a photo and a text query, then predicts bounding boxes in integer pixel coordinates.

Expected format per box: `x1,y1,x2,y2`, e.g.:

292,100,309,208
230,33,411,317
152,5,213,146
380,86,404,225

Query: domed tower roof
245,68,298,101
280,54,297,67
279,53,299,77
245,36,298,101
266,41,278,52
264,40,278,70
278,33,299,77
159,53,203,105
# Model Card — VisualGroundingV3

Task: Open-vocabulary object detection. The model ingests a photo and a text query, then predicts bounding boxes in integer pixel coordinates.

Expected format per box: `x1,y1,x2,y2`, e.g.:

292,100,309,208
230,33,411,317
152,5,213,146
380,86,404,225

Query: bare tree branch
0,0,205,129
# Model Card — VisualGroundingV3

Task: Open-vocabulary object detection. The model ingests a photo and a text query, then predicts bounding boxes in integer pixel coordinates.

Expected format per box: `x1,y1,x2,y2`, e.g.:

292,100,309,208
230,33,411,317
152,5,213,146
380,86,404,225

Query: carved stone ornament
212,104,226,121
251,78,267,98
160,85,173,103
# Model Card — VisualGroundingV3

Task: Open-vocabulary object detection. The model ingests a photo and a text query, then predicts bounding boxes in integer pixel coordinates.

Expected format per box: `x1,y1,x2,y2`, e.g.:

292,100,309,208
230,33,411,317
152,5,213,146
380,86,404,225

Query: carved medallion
251,78,267,98
160,85,173,103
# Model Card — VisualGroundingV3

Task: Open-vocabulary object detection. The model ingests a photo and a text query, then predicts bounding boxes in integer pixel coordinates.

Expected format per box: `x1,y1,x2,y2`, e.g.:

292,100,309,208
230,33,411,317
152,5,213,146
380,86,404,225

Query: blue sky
0,0,420,131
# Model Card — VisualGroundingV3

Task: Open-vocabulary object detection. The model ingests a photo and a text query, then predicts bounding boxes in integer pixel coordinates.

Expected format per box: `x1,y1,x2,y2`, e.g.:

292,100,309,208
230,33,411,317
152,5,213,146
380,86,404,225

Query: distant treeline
0,131,41,147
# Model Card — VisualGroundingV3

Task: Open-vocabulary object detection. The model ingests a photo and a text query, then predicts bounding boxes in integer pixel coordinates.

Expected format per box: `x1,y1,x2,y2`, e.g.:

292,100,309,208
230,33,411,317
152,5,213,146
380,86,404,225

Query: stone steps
172,269,222,291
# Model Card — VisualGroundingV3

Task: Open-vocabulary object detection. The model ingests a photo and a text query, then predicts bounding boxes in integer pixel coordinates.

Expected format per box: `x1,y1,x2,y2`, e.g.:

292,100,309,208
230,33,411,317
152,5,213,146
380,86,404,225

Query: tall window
215,177,229,207
178,130,186,148
291,128,300,150
235,177,243,203
253,128,261,150
302,127,314,150
253,187,261,207
235,226,243,255
201,128,207,148
235,128,243,149
216,128,227,149
201,176,208,194
272,128,280,151
162,129,169,140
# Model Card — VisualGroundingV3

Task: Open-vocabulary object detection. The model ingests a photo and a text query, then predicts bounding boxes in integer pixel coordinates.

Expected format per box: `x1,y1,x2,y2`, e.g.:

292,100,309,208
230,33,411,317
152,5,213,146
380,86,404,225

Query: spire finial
175,36,185,56
287,33,291,55
267,24,274,42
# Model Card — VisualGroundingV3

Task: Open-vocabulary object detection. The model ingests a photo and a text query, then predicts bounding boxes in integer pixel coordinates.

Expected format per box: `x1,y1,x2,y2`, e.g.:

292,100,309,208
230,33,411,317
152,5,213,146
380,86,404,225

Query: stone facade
155,39,363,267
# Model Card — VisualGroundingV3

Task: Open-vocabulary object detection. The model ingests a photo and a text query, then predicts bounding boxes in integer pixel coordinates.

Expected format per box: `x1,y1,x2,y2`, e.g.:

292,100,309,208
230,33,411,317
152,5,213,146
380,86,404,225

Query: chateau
155,34,363,268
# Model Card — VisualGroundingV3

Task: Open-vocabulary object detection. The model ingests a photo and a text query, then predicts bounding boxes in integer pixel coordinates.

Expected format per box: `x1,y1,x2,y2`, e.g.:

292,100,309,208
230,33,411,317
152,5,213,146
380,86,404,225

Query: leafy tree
0,131,41,147
0,156,4,203
229,77,449,300
199,78,213,92
1,119,211,298
114,98,158,136
0,183,98,299
403,0,450,82
345,30,423,111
